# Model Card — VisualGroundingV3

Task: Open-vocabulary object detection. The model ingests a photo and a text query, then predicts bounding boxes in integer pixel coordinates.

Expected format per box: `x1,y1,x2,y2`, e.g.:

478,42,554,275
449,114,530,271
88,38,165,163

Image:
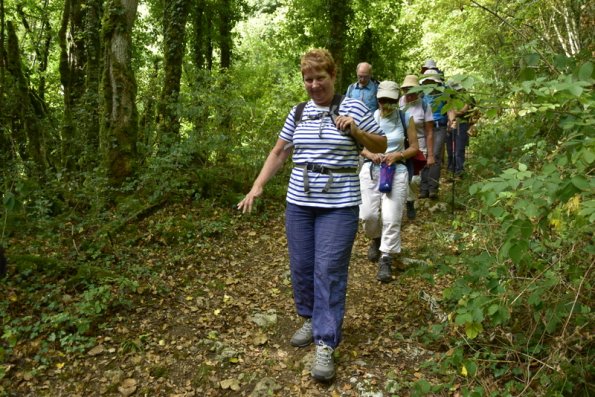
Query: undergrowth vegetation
422,60,593,396
2,60,594,395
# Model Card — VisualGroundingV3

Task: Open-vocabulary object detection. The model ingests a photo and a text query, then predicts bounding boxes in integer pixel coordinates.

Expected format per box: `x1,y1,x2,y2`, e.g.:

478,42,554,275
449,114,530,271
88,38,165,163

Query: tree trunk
326,0,351,93
83,0,103,153
58,0,103,170
156,0,191,148
37,1,52,102
59,0,85,170
100,0,138,186
5,21,47,174
0,0,9,163
191,0,213,70
218,0,232,70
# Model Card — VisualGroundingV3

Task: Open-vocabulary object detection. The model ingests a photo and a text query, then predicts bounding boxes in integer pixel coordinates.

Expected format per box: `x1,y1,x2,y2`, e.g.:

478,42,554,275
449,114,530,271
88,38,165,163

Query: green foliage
430,60,594,395
2,0,594,394
1,276,138,370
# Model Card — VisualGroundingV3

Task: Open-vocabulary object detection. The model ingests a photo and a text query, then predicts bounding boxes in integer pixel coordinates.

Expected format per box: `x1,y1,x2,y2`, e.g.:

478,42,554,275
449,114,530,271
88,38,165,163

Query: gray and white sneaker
290,319,313,347
311,341,335,381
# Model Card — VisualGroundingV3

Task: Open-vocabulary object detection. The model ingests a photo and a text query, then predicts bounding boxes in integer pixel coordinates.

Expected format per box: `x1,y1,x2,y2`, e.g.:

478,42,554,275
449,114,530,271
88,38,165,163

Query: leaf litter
2,201,456,396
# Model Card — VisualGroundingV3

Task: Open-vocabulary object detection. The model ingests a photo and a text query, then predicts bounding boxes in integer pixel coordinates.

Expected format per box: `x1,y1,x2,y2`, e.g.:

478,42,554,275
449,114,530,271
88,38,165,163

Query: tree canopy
1,0,593,395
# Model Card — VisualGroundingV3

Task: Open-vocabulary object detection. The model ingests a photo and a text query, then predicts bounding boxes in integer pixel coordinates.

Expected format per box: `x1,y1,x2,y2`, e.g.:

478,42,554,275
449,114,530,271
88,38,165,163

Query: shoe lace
315,341,333,366
297,319,312,336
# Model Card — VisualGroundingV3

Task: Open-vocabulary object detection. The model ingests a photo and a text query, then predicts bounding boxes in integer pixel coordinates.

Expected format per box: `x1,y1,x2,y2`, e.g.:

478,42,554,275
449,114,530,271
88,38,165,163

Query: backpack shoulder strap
398,110,410,149
294,101,307,125
330,94,345,116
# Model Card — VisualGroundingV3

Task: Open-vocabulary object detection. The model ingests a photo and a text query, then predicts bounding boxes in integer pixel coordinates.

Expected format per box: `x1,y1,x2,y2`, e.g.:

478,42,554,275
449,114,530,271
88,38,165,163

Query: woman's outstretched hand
237,186,263,213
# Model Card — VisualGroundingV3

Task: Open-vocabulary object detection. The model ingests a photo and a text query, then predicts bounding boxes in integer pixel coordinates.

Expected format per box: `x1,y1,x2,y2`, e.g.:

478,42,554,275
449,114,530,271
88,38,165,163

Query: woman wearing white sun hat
359,80,419,282
398,74,435,218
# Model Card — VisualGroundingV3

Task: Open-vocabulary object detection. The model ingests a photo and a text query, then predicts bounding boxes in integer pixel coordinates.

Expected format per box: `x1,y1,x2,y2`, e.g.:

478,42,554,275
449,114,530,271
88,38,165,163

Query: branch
561,259,593,338
469,0,558,74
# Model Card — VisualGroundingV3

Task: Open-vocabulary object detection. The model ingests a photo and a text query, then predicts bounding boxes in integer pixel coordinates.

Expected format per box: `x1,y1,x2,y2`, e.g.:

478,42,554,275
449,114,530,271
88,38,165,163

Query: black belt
294,163,357,193
435,120,448,127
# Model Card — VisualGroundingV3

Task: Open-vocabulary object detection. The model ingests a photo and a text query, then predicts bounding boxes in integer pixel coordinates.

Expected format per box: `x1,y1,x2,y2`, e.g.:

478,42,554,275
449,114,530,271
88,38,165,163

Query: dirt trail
7,200,454,396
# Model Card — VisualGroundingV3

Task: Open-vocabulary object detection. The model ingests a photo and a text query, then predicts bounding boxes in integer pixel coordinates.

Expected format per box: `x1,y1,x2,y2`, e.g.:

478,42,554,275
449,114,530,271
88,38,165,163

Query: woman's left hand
334,115,354,135
383,152,400,166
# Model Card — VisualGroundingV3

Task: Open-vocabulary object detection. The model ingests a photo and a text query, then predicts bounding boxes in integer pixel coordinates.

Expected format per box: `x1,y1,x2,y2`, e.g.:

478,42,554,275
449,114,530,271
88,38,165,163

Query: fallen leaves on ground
3,200,457,396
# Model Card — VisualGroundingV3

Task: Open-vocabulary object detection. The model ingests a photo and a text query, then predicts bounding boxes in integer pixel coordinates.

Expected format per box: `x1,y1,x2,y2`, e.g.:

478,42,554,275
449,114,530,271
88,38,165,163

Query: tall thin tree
59,0,103,170
5,21,47,174
100,0,138,185
59,0,87,169
156,0,191,148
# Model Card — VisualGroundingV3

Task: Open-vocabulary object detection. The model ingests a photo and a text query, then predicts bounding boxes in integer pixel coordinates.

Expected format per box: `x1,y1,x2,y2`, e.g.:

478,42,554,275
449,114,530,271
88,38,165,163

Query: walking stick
451,123,458,215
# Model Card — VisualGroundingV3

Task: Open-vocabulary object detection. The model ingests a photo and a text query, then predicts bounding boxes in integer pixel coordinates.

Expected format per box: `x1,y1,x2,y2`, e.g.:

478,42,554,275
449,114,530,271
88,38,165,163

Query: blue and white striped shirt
279,97,383,208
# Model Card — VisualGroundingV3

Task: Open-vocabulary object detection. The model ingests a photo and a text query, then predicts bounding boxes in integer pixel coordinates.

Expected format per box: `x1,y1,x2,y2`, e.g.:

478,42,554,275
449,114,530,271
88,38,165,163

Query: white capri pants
359,162,409,255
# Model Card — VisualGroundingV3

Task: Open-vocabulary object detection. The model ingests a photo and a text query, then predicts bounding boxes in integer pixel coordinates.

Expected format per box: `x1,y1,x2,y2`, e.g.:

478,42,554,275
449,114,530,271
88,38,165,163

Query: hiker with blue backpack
345,62,379,112
420,69,448,199
238,49,386,382
359,81,419,283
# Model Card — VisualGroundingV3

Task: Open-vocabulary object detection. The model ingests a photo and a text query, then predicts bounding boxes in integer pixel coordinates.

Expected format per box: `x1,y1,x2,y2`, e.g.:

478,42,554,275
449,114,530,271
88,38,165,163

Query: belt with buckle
294,163,357,193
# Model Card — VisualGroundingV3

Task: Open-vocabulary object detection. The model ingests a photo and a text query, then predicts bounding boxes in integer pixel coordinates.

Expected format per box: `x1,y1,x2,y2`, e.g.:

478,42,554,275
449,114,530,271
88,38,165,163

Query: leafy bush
434,62,594,395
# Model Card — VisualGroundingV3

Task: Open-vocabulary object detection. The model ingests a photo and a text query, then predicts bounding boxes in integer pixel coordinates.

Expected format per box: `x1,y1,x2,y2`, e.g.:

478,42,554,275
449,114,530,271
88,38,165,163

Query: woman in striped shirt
238,48,386,381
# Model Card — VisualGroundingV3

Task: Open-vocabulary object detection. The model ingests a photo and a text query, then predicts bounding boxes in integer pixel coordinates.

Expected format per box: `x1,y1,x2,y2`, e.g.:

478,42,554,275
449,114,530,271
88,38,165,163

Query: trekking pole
451,123,458,215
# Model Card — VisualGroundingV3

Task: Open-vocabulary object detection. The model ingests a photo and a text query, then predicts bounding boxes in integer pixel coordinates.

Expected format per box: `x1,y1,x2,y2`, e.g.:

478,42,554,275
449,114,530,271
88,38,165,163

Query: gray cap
422,59,437,69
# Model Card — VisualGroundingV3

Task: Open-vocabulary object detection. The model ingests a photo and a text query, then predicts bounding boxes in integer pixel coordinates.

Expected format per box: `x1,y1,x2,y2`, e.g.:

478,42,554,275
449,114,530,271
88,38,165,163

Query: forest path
10,194,460,396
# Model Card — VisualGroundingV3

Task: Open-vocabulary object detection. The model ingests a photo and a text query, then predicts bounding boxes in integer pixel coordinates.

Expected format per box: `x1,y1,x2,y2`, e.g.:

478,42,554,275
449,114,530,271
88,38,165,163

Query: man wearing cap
346,62,379,112
420,69,447,199
421,59,437,73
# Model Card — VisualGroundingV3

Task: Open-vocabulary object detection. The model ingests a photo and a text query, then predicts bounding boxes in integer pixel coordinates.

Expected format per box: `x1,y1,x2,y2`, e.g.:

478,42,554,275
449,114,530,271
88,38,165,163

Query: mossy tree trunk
83,0,104,154
191,0,213,71
59,0,86,170
5,21,48,175
100,0,138,186
58,0,104,171
156,0,191,150
0,0,9,164
218,0,232,70
326,0,351,93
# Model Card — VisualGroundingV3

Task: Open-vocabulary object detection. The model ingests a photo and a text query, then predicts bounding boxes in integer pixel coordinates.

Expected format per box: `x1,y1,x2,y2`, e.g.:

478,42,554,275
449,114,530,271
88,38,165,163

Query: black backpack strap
329,94,344,117
294,101,307,125
398,110,409,149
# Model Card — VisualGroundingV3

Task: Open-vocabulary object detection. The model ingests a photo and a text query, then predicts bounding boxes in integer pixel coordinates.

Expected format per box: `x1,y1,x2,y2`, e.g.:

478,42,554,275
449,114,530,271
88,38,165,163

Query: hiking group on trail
238,48,477,383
